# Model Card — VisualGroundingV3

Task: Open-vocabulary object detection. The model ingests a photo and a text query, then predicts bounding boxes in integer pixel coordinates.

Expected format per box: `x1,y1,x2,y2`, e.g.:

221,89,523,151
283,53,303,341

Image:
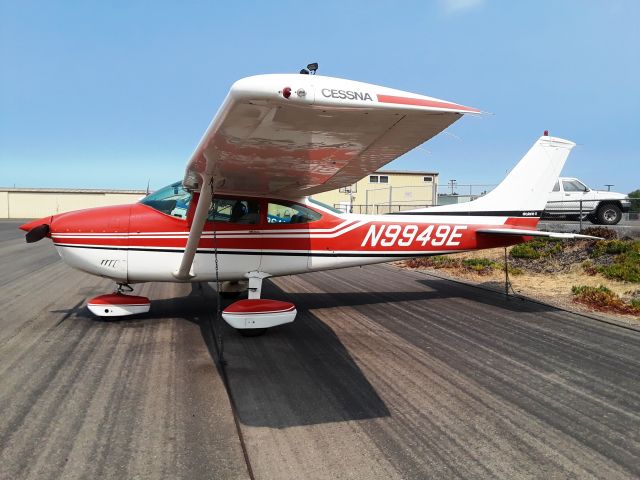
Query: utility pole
448,179,457,195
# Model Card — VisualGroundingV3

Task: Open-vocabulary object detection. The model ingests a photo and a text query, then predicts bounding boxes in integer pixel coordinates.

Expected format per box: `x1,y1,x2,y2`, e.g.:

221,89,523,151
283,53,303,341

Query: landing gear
218,280,247,299
221,272,297,335
116,282,134,294
87,283,150,317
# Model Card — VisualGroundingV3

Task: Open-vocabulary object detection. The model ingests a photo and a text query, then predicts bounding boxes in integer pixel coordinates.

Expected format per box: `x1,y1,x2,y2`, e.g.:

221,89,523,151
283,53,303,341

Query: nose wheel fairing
87,293,150,317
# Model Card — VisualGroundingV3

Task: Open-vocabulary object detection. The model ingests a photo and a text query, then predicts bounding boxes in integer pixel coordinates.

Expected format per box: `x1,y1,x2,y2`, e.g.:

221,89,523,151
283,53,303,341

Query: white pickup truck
543,177,631,225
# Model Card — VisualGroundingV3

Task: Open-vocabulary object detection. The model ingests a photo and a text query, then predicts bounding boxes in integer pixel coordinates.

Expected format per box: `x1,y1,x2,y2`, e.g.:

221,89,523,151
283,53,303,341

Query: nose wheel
116,283,134,294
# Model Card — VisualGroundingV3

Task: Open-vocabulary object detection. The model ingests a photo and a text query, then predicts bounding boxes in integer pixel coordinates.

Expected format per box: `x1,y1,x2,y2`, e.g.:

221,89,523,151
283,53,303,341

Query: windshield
140,181,192,219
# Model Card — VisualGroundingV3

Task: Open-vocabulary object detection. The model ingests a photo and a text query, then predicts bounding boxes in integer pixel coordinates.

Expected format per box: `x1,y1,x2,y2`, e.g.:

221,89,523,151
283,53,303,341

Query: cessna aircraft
20,73,593,332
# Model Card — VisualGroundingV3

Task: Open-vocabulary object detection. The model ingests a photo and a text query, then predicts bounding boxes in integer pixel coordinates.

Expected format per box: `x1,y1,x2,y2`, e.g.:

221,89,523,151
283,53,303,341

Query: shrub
591,240,633,257
582,260,598,276
581,226,617,240
405,255,460,269
462,258,500,274
571,285,640,314
510,243,540,259
590,240,640,283
510,238,563,259
598,257,640,283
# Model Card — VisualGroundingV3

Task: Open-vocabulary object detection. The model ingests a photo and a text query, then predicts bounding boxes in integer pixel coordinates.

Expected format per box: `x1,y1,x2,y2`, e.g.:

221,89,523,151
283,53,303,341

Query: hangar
1,170,438,218
0,187,146,219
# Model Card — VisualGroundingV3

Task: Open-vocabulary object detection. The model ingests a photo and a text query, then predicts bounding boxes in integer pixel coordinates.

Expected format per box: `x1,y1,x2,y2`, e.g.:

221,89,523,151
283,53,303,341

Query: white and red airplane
20,73,593,332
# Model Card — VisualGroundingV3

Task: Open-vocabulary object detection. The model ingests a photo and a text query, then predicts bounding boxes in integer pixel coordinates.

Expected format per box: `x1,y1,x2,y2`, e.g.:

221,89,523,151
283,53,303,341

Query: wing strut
173,176,213,280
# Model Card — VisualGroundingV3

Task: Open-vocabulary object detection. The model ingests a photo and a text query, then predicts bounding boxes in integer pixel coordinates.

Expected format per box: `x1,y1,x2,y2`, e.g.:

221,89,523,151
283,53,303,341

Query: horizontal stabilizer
476,228,600,240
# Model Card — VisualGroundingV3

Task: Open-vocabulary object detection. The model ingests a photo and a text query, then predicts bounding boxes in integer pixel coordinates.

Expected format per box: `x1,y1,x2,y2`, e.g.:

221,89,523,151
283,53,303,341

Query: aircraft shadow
195,281,391,429
413,277,558,314
55,282,390,429
51,272,554,430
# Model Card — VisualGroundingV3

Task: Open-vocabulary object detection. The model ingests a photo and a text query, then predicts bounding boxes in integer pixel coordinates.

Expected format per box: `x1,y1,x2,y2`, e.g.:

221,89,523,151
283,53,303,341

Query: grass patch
571,285,640,315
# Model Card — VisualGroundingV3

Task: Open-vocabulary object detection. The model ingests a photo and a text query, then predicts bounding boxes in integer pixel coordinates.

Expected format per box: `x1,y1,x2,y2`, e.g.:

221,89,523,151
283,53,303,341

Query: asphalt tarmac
1,219,640,479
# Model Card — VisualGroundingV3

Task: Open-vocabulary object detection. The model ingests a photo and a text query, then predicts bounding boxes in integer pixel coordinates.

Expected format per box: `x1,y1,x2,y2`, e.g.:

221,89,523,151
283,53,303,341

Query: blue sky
1,0,639,193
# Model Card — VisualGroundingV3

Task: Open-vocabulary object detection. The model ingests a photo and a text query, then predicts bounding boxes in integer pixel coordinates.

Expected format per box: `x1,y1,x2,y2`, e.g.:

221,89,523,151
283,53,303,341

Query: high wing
174,73,479,279
183,74,479,197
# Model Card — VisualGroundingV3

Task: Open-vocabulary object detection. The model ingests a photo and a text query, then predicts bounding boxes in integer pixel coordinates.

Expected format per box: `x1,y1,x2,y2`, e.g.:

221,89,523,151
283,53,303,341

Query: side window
369,175,379,183
563,180,584,192
267,202,322,224
552,181,560,192
208,198,260,224
379,175,389,184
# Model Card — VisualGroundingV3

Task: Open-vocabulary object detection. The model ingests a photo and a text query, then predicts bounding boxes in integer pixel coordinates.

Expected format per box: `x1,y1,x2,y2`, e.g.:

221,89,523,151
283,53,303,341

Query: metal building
312,170,439,214
0,188,146,219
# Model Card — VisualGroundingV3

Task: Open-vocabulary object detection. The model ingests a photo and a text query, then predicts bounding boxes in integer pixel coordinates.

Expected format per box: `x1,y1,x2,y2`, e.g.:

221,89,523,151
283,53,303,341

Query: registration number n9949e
361,224,467,248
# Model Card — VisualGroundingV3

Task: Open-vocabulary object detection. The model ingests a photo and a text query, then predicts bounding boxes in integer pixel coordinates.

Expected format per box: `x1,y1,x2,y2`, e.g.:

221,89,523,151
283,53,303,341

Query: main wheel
596,203,622,225
238,328,267,337
219,291,242,300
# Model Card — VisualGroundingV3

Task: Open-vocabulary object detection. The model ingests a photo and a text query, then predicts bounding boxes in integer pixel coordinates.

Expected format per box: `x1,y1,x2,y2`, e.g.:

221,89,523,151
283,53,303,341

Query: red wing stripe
377,94,480,113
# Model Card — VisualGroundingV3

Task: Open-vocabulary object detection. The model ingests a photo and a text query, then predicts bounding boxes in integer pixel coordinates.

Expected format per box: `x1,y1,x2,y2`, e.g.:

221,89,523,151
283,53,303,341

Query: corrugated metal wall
0,190,146,219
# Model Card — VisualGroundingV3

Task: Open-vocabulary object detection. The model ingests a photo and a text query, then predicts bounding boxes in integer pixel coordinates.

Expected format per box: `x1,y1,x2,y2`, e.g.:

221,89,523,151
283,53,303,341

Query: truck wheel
597,204,622,225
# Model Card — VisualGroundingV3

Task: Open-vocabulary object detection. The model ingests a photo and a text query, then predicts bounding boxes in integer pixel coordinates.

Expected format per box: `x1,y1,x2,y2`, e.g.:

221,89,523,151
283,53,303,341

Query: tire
239,328,267,337
219,291,242,300
596,203,622,225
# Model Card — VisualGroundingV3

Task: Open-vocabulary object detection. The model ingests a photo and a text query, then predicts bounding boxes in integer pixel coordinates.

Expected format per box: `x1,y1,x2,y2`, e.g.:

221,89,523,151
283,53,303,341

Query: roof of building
372,170,438,176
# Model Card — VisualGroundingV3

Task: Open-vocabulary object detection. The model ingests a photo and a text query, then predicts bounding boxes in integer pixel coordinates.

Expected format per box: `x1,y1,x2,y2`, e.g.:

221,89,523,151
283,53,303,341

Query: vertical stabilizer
412,134,576,215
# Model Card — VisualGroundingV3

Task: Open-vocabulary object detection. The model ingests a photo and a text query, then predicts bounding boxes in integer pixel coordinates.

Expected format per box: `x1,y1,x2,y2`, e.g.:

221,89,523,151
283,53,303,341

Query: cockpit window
140,181,192,219
208,197,260,224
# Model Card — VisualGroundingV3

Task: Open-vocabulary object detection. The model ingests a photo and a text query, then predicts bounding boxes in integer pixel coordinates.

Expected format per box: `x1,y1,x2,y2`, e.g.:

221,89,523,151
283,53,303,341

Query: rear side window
267,202,322,224
552,181,560,192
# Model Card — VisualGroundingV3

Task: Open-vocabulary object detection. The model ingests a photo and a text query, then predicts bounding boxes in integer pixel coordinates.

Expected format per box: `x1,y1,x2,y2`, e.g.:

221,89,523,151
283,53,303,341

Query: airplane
20,73,595,334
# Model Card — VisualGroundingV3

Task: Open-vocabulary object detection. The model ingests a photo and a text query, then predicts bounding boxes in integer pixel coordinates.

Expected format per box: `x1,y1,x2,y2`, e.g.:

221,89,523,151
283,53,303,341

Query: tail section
408,134,576,218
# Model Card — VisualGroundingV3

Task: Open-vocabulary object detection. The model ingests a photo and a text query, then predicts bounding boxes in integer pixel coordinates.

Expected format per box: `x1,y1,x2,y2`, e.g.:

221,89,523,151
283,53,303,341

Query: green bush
510,238,563,259
591,240,633,257
462,258,498,268
510,243,541,259
589,240,640,283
